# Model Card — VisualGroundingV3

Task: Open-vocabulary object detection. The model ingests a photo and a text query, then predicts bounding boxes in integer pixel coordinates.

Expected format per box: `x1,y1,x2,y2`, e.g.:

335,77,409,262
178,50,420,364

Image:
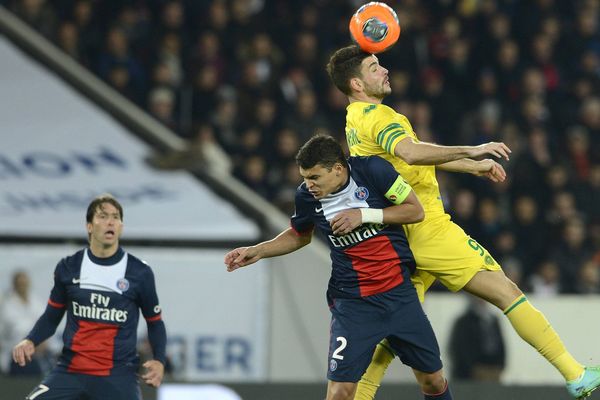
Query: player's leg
25,369,86,400
462,269,600,398
408,217,589,387
354,339,395,400
386,283,452,400
463,269,583,381
327,295,388,400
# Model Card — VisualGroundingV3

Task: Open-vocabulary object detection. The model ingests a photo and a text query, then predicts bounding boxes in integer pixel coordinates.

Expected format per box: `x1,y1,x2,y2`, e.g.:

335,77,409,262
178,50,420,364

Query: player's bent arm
382,191,424,224
331,176,424,235
394,138,511,165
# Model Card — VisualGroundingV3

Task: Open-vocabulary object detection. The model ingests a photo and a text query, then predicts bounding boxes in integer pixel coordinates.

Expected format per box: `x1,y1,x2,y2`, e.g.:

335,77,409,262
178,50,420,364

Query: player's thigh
88,374,142,400
327,297,387,383
25,370,85,400
409,218,501,292
462,269,523,309
386,294,443,374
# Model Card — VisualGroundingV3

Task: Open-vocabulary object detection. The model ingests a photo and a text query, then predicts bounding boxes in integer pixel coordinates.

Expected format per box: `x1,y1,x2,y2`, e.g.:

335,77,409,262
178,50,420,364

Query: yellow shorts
405,213,501,301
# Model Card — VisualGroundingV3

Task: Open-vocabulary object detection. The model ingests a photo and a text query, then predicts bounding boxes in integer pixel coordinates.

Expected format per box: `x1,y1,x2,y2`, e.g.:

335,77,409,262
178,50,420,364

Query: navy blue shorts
327,283,442,382
25,368,142,400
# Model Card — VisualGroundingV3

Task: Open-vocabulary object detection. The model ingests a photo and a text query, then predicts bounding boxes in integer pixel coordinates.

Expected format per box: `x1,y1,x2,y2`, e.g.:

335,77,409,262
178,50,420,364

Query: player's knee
327,382,356,400
415,369,447,394
496,276,523,308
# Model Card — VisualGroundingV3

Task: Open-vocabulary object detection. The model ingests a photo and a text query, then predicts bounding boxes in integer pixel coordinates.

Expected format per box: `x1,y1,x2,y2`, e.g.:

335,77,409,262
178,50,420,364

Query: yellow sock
355,340,395,400
504,295,584,381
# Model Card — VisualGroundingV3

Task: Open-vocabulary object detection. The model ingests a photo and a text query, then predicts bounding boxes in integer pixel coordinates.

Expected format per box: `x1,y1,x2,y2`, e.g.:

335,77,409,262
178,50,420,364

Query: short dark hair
86,194,123,223
296,135,347,170
326,45,371,95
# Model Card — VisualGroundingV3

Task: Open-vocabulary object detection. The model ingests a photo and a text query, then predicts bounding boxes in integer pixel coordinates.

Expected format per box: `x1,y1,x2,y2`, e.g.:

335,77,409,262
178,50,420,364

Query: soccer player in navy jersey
12,194,166,400
224,135,453,400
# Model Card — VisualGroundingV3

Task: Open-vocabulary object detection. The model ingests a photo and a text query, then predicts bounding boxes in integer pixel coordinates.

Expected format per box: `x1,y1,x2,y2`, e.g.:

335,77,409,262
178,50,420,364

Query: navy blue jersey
291,156,416,299
38,247,162,376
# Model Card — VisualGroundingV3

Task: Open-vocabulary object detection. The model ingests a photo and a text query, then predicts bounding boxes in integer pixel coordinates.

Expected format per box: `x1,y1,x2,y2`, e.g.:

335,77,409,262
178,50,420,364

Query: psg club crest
354,186,369,201
116,278,130,292
330,359,338,372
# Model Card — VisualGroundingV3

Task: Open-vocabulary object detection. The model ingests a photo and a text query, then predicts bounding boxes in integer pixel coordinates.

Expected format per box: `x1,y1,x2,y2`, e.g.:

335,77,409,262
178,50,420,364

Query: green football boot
567,366,600,399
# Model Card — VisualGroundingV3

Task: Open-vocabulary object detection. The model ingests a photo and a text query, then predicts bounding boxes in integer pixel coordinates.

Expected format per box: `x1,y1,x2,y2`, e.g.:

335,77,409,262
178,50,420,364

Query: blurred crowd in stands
5,0,600,294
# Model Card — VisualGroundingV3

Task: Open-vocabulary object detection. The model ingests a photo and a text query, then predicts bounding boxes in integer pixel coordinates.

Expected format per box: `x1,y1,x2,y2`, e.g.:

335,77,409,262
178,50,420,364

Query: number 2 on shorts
332,336,347,360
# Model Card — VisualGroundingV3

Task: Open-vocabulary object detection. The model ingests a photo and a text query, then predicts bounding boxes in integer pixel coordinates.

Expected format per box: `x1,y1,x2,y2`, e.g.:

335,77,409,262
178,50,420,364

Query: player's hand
331,209,362,235
12,339,35,367
141,360,164,388
473,159,506,182
224,246,260,272
471,142,511,161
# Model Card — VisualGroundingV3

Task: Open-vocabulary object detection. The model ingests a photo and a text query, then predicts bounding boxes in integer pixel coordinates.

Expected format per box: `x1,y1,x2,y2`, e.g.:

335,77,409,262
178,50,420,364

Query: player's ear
334,163,344,176
350,77,363,92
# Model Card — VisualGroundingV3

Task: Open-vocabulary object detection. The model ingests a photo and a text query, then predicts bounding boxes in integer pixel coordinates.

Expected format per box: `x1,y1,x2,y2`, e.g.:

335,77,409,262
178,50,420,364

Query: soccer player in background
12,194,166,400
225,135,453,400
326,44,600,400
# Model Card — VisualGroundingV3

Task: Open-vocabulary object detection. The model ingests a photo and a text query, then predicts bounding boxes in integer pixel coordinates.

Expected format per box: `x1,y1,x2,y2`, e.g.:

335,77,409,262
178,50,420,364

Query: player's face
87,203,123,249
359,55,391,99
299,163,345,200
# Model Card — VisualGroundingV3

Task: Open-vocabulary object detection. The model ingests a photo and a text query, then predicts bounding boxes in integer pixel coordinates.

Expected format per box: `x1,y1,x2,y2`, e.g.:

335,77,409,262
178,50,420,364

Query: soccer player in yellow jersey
326,45,600,400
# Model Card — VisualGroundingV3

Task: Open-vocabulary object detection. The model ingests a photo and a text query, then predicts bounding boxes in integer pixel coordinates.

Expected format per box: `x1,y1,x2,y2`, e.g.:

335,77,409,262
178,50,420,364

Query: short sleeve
370,107,413,155
290,188,314,234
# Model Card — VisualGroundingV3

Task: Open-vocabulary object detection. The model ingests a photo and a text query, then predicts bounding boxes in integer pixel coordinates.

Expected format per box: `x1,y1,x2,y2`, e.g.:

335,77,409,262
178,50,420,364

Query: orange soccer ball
349,2,401,54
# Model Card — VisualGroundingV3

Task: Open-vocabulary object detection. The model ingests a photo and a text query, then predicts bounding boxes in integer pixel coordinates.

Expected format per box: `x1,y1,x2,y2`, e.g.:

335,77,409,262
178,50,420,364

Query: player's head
296,135,348,199
326,45,390,100
86,194,123,247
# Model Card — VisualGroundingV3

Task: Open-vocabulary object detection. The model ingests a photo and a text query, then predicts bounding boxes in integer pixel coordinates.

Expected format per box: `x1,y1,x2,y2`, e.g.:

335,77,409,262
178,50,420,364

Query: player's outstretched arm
394,138,511,165
331,191,424,235
225,228,312,272
437,159,506,182
12,339,35,367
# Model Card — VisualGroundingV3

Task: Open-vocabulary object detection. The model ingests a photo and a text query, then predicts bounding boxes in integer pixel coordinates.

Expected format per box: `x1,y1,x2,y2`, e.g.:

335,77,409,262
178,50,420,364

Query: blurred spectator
576,258,600,294
551,218,594,292
529,260,563,297
512,195,547,276
0,270,50,376
11,0,56,38
449,296,506,382
148,87,178,132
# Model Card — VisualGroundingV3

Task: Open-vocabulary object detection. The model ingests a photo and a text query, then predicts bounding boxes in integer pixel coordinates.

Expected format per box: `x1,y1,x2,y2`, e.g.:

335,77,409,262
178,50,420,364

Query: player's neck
89,242,120,259
348,93,383,105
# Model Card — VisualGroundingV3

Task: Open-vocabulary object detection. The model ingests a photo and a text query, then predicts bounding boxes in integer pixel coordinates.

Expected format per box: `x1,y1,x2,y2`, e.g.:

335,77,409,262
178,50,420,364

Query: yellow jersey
345,102,445,218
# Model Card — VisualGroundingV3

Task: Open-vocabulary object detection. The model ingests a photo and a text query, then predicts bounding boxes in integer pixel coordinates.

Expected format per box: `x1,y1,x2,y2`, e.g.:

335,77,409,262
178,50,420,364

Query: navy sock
423,382,453,400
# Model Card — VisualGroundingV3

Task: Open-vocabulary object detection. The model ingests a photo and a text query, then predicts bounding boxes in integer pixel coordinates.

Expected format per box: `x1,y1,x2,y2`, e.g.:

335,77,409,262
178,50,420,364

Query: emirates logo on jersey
354,186,369,201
